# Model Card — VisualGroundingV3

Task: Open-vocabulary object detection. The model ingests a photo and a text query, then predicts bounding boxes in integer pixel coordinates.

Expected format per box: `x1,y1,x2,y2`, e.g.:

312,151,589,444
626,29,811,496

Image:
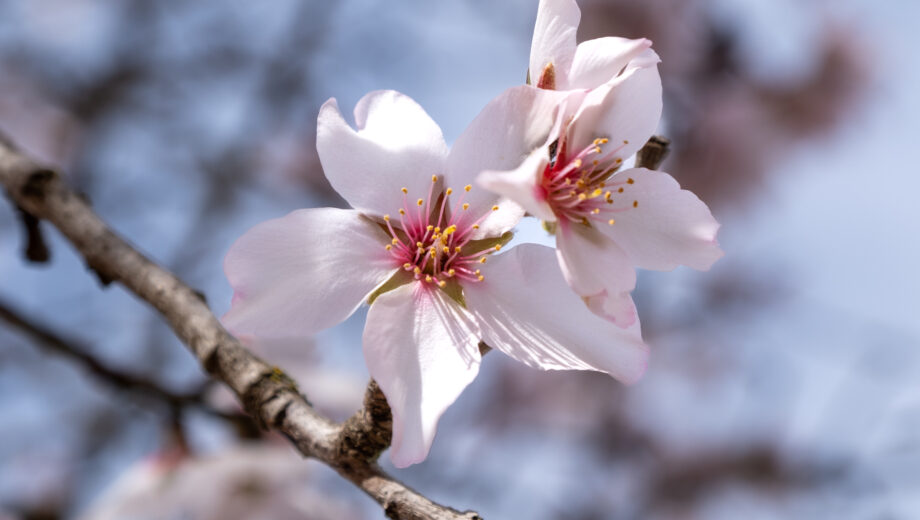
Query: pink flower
478,0,723,326
223,90,648,467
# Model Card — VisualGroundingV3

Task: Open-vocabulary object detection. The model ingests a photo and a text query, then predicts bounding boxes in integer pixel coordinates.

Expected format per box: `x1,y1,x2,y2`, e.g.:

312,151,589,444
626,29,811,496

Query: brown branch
0,133,481,520
635,135,671,171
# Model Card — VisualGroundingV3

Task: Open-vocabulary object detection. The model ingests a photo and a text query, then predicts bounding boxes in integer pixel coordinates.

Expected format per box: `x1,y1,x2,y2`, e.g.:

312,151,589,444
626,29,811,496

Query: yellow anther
446,187,453,195
444,225,458,235
385,244,392,251
464,184,472,192
573,159,583,168
633,200,638,208
472,224,479,230
475,269,481,275
578,193,587,201
462,203,470,210
432,174,438,182
429,248,437,257
615,158,622,163
627,178,634,184
414,267,421,275
479,257,487,264
434,227,441,233
491,205,499,211
425,275,432,283
591,208,600,215
599,138,609,144
494,244,502,251
564,178,571,185
416,241,423,248
426,225,433,231
592,188,603,197
399,208,406,215
442,246,450,254
604,191,612,199
623,139,629,144
391,238,399,245
608,219,616,225
383,214,390,221
618,187,624,193
438,280,447,288
417,198,424,206
454,246,462,253
403,262,412,268
477,275,484,281
447,268,456,276
594,146,602,154
401,187,408,194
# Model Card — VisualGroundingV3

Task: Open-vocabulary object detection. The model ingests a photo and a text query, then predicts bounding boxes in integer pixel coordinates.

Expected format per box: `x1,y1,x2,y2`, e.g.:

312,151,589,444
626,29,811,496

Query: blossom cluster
223,0,721,467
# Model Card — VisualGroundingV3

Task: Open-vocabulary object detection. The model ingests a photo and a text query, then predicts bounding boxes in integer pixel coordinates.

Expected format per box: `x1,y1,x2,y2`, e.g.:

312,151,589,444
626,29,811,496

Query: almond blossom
480,19,723,325
223,89,649,467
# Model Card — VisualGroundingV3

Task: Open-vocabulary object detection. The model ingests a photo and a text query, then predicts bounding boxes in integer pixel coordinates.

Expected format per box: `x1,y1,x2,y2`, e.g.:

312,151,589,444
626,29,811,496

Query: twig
0,132,481,520
0,294,254,430
635,135,671,170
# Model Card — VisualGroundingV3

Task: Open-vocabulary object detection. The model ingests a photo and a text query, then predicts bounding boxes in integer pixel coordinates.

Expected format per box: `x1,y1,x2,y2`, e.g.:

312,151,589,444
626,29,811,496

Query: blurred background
0,0,917,518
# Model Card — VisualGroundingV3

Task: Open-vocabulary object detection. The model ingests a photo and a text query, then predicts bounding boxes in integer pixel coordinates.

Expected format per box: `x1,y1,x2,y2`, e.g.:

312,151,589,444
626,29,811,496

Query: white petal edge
530,0,580,88
466,243,649,384
223,208,397,338
570,58,663,162
598,168,724,271
316,91,449,217
363,283,482,468
477,151,556,223
555,219,638,327
567,37,653,90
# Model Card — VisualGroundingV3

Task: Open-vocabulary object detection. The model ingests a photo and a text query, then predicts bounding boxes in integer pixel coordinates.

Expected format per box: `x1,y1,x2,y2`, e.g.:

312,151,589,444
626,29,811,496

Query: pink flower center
541,138,639,227
381,176,501,287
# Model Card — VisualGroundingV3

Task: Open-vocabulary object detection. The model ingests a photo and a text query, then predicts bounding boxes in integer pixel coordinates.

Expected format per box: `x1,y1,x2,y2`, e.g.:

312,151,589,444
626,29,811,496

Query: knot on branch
636,135,671,171
20,168,56,199
337,379,393,464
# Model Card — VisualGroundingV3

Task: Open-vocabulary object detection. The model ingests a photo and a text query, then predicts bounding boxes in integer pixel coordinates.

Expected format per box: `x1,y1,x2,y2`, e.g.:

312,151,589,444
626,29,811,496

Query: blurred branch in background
0,133,479,520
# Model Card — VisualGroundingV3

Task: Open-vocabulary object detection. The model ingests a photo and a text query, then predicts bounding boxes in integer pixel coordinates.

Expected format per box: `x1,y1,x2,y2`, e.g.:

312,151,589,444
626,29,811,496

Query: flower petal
570,59,662,162
466,244,648,384
567,37,653,90
448,85,569,209
316,91,449,216
598,168,724,271
363,283,482,468
530,0,580,89
555,219,637,327
223,208,397,338
477,151,556,223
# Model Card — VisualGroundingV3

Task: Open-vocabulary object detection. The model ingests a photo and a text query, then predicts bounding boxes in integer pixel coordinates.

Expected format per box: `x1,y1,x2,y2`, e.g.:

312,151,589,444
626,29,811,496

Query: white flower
223,90,648,467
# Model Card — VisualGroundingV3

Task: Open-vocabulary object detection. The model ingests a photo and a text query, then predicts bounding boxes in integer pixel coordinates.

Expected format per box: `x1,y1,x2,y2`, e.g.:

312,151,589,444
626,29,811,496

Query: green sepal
367,268,414,306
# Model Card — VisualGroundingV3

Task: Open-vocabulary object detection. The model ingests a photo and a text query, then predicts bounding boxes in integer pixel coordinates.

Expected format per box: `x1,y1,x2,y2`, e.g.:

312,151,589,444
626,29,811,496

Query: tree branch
635,135,671,171
0,133,481,520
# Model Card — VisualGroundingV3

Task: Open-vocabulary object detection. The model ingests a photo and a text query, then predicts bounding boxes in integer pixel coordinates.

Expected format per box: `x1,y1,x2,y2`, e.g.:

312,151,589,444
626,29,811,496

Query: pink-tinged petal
530,0,580,89
477,151,556,223
570,61,662,162
598,168,724,271
555,219,637,327
466,244,648,384
223,208,396,338
567,37,653,90
363,283,481,468
448,85,570,215
316,91,449,216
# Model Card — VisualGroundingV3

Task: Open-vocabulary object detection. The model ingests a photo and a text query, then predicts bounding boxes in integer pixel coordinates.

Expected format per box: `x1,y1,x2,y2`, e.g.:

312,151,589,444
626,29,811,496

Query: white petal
530,0,580,89
598,168,724,271
363,283,482,468
570,61,662,162
466,244,648,384
316,91,448,216
477,151,556,223
567,37,653,90
448,85,569,215
555,219,638,327
223,208,396,338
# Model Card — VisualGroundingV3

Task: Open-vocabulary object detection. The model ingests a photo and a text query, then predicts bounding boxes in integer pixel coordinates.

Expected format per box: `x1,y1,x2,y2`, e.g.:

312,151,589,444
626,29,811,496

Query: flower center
381,175,501,287
541,138,639,227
